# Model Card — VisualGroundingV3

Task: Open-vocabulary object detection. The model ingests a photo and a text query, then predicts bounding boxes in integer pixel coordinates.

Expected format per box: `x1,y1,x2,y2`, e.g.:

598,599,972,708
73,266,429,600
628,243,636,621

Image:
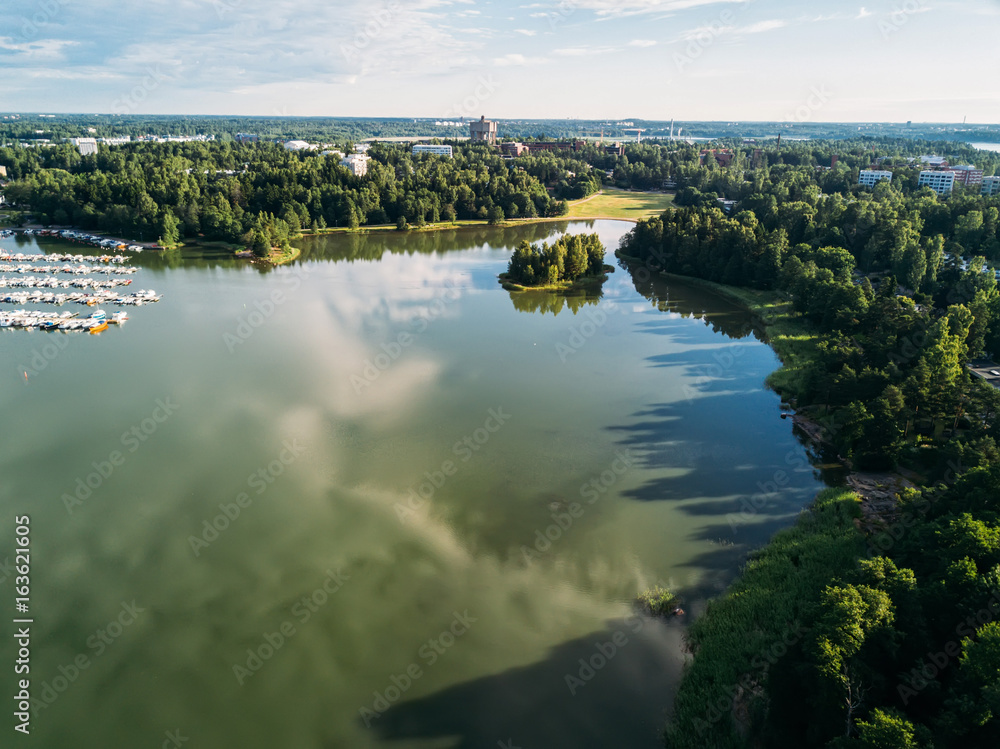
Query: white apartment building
858,170,893,187
69,137,98,156
413,144,453,158
918,170,955,195
341,154,369,177
982,176,1000,197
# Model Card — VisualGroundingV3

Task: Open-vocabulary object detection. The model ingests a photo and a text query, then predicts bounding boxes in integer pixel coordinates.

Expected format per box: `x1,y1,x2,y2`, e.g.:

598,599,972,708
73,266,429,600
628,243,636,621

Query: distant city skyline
2,0,998,122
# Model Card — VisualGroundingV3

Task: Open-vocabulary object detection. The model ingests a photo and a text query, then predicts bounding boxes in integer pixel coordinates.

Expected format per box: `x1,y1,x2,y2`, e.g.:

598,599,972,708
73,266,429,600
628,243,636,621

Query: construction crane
623,128,647,144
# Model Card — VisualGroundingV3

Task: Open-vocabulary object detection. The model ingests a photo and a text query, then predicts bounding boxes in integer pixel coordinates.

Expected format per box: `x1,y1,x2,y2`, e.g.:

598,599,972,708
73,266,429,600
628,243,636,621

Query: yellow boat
89,322,108,334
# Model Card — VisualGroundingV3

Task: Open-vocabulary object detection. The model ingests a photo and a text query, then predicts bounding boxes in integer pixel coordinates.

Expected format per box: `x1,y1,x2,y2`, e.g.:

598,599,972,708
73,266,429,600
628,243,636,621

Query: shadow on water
605,261,846,599
621,258,767,344
301,222,574,264
11,221,577,272
505,285,604,316
365,616,682,749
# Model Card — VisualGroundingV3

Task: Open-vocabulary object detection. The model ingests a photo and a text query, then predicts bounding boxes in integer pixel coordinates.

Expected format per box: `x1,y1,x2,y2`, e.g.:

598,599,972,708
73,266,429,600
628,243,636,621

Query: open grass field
565,189,674,222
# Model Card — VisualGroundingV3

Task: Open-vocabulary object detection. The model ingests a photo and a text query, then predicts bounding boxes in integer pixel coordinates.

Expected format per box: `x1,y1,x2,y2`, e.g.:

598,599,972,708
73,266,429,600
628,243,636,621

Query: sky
1,0,998,122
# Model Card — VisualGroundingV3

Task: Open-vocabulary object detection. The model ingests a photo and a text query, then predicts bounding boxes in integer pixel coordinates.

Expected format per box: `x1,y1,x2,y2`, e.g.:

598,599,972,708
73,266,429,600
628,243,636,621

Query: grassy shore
288,188,675,241
299,219,498,237
665,488,865,748
264,245,301,266
498,265,614,293
635,269,869,746
655,272,821,399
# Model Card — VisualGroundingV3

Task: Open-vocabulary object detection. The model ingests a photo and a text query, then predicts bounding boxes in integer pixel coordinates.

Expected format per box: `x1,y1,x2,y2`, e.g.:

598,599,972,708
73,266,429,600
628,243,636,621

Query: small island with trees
499,233,613,292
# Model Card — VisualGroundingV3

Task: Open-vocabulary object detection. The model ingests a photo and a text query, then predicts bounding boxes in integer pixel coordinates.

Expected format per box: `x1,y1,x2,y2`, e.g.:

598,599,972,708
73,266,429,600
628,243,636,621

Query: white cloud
627,39,658,47
737,20,788,34
567,0,749,19
514,28,538,35
856,7,873,19
0,37,79,59
493,52,549,66
553,46,615,56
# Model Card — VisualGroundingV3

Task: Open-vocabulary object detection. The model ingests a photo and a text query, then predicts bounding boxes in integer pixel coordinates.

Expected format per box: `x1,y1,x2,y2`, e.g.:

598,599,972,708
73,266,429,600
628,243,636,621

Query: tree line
1,141,571,249
613,155,1000,748
504,233,606,287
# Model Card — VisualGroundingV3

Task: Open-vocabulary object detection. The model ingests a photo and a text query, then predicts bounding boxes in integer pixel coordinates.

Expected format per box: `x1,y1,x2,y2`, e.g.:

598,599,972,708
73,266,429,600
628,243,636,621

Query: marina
0,308,127,331
0,288,160,306
22,228,146,252
0,251,130,264
0,263,137,275
1,276,134,290
0,235,163,332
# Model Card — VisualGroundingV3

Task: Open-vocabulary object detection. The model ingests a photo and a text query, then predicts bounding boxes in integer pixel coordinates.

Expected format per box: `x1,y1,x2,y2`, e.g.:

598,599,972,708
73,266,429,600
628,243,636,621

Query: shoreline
497,265,614,293
644,263,916,518
642,265,932,745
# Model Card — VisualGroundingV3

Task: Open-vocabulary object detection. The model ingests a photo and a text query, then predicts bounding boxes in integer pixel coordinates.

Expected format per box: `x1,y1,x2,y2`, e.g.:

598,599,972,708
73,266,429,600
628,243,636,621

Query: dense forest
504,233,606,287
5,135,997,254
0,141,569,250
614,146,1000,747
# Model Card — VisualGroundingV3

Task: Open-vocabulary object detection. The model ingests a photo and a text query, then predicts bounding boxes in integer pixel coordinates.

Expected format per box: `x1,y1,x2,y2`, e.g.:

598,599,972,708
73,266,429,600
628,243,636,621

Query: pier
1,309,128,331
0,234,163,333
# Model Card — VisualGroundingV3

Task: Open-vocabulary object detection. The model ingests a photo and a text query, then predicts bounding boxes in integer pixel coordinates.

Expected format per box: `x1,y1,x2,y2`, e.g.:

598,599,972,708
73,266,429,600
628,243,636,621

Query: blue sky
1,0,998,121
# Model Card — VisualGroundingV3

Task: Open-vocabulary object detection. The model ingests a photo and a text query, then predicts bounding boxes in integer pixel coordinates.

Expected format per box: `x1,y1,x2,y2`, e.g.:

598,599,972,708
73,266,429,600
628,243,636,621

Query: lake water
0,221,827,748
971,142,1000,153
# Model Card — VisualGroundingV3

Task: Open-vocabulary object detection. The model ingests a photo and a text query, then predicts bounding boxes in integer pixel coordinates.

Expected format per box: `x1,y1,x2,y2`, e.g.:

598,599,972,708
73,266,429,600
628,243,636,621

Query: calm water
971,142,1000,153
0,221,826,748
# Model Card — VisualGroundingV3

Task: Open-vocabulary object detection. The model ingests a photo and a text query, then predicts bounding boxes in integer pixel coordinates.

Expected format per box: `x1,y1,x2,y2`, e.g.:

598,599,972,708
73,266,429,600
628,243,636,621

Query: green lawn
565,189,673,222
655,273,822,399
